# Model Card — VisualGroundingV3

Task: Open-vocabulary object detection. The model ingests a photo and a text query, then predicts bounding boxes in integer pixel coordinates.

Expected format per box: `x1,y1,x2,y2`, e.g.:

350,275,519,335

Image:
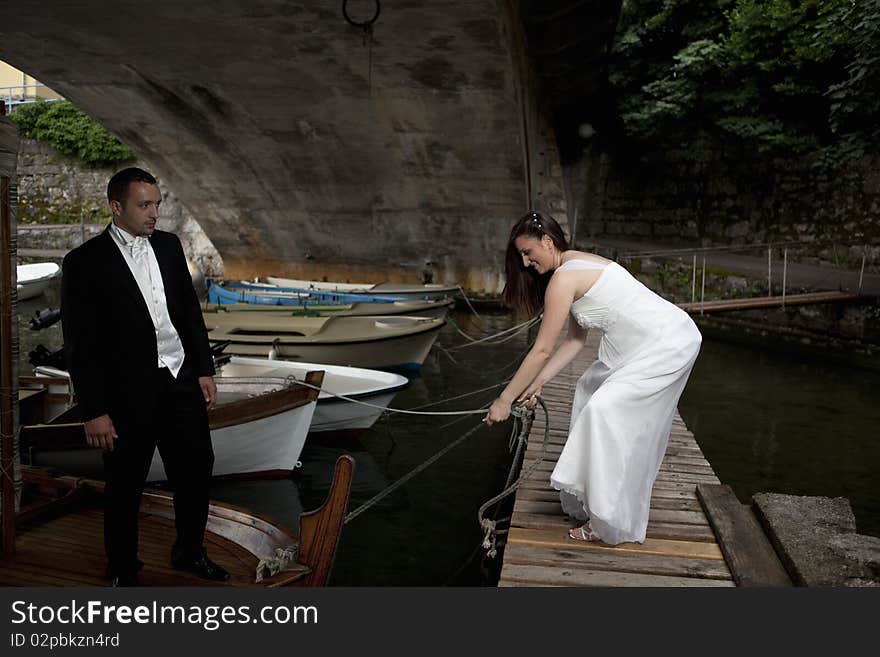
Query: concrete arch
1,1,578,290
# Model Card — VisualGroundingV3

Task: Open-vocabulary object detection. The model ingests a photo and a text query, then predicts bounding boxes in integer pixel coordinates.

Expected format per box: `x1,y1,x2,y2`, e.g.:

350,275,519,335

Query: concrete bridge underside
1,1,617,290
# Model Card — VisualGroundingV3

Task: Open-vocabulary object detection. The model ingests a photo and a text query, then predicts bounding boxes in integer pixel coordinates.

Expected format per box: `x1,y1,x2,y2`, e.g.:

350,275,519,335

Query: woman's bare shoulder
559,250,613,266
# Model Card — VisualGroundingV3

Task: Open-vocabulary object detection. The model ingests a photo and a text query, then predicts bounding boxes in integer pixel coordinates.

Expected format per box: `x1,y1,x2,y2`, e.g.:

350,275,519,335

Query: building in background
0,61,62,109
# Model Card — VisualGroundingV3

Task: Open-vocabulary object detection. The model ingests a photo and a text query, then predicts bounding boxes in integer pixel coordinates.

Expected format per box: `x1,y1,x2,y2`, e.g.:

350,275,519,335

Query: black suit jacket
61,226,215,422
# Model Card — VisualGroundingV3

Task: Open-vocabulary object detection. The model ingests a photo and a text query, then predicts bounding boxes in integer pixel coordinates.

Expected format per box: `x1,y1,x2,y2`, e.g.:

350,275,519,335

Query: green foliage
10,100,135,167
609,0,880,165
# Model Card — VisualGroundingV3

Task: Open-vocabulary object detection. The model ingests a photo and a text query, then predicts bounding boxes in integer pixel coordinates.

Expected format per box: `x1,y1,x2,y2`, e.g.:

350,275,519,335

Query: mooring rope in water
283,375,490,416
404,381,508,411
343,419,486,524
435,337,536,378
343,399,532,525
456,285,484,320
444,314,541,351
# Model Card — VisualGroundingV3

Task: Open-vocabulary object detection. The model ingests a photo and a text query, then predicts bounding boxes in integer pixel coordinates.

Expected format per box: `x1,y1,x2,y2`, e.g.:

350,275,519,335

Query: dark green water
677,324,880,539
15,280,880,584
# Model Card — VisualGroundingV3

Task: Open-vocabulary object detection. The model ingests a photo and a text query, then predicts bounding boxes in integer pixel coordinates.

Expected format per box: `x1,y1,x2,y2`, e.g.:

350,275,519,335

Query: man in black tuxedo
61,167,228,586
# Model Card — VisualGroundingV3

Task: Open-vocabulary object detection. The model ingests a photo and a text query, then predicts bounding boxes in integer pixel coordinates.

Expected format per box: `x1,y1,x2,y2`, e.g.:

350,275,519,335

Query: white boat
204,312,445,370
17,262,60,300
215,356,408,437
148,374,321,481
265,275,460,301
27,369,323,481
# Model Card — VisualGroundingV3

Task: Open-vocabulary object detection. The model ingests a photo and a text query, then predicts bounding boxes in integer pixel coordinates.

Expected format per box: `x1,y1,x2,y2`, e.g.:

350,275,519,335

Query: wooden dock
498,332,735,587
677,290,858,314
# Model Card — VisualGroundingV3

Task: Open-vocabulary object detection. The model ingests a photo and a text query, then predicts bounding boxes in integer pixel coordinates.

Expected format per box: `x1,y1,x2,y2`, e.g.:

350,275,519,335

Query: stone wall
15,138,223,276
575,143,880,265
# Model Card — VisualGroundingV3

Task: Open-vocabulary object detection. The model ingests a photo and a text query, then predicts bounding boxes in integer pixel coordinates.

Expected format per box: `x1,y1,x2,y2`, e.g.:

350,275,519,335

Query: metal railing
0,84,62,111
616,240,876,313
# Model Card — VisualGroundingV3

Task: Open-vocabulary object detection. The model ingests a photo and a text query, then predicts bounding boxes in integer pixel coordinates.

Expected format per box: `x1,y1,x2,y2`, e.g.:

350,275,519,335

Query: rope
434,336,535,377
283,375,488,416
343,419,485,524
403,381,507,411
343,396,544,526
443,315,541,351
456,285,484,320
478,396,550,558
255,544,299,582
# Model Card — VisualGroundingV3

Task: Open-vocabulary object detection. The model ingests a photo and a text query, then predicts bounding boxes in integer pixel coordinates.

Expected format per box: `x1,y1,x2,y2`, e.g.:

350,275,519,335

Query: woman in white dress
484,212,702,545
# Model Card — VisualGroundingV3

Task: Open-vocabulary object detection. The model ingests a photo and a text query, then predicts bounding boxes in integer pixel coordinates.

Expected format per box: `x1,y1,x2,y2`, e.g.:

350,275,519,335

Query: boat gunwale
208,317,446,347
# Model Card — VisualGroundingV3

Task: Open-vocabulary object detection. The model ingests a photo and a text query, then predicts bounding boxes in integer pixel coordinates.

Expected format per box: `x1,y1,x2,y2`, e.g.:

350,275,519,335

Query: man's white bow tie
130,236,150,259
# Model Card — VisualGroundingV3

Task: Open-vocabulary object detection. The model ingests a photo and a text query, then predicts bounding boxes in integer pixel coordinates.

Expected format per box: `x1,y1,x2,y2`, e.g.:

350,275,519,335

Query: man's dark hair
107,167,157,204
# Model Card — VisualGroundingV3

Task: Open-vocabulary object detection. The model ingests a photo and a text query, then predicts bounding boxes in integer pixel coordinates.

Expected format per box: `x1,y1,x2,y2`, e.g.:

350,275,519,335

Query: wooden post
782,247,787,309
0,100,16,555
700,257,706,316
767,247,772,297
691,253,697,303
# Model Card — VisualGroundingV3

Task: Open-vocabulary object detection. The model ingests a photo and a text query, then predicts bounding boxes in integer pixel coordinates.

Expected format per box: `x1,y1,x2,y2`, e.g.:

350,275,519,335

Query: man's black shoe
110,573,140,587
171,548,229,582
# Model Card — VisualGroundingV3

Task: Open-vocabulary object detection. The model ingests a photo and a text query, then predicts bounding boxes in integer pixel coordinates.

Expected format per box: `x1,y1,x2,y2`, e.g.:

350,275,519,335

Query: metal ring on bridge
342,0,381,29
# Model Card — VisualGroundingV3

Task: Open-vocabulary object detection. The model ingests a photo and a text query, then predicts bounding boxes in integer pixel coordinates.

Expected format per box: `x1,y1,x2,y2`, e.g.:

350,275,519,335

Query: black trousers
102,367,214,576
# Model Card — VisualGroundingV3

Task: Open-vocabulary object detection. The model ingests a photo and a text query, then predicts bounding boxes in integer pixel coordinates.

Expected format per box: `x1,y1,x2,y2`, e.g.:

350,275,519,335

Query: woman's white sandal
568,522,601,542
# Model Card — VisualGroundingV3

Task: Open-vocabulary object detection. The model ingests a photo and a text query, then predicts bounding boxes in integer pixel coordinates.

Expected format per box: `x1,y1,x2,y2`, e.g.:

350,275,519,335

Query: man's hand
84,414,118,451
199,376,217,410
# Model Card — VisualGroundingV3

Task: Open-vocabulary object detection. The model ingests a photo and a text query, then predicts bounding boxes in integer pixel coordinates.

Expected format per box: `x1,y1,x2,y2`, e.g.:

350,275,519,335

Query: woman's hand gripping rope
483,387,542,425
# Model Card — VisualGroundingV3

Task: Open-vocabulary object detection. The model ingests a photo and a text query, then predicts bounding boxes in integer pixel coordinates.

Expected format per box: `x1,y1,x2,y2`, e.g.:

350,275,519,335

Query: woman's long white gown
549,259,702,545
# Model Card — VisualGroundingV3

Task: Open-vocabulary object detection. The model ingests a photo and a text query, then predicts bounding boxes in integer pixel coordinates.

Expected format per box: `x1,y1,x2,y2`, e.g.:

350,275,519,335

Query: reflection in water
679,330,880,538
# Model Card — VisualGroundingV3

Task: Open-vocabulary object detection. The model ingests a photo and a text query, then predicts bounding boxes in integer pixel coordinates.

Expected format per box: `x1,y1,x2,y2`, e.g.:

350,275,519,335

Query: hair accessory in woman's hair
529,212,542,230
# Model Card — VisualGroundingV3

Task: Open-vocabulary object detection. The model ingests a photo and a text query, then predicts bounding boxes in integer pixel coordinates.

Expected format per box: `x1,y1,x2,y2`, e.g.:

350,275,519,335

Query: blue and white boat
207,279,405,306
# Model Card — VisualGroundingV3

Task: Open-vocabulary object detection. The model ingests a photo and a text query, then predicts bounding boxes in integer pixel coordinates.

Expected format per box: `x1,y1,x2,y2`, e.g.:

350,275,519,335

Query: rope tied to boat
255,544,300,582
342,419,486,524
283,375,490,416
444,314,541,350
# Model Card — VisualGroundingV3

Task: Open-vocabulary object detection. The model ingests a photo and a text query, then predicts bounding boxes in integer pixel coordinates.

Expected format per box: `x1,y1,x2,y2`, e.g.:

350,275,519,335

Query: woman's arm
520,315,587,401
484,274,575,424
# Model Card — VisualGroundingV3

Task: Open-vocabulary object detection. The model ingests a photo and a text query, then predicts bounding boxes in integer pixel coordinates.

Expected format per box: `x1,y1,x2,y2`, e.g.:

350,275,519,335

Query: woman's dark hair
502,211,570,317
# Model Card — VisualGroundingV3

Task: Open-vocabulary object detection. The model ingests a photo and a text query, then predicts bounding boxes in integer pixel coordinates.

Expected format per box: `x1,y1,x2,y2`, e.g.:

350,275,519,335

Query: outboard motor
28,344,67,369
29,307,62,331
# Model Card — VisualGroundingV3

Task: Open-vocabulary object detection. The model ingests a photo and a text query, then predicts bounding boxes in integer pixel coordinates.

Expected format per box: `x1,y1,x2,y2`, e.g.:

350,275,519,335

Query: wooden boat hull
205,314,445,370
150,377,319,480
216,356,408,436
0,457,354,587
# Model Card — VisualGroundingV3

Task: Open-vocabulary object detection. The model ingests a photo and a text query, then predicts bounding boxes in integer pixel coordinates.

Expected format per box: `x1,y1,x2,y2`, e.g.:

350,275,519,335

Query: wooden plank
696,484,792,587
507,527,725,560
510,512,717,542
503,543,732,581
513,488,703,511
513,500,709,526
499,563,734,587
